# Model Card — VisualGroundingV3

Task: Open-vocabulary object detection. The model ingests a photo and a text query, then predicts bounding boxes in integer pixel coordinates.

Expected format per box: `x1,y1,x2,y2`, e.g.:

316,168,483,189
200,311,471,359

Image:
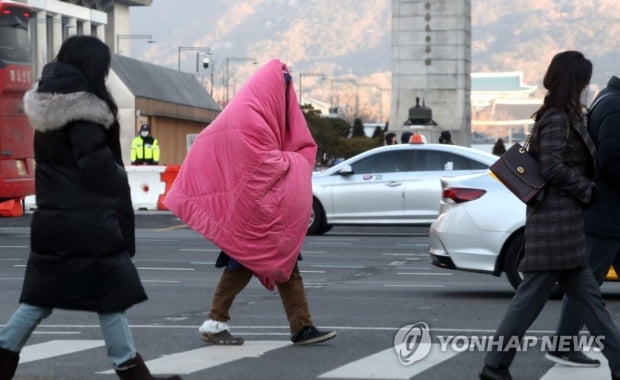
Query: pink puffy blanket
164,59,317,290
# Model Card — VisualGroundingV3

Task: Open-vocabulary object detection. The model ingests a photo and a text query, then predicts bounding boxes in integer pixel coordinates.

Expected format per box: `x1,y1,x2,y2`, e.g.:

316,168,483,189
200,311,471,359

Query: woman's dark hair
55,36,122,160
533,51,592,122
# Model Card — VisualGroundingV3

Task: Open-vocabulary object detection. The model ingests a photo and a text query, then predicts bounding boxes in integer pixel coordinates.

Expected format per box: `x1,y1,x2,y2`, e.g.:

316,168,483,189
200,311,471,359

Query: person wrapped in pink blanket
165,59,336,346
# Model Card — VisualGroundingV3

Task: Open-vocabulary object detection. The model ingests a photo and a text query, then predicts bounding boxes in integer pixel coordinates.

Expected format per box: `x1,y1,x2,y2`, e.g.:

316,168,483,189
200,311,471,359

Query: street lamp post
195,52,214,95
298,72,326,105
225,57,257,104
377,87,390,123
116,34,154,55
177,46,211,72
331,78,357,115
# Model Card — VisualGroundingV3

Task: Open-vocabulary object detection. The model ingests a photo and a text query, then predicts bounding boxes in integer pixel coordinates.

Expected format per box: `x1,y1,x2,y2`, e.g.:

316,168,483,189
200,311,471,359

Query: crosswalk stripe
319,343,460,379
540,350,608,379
98,340,290,375
19,340,105,364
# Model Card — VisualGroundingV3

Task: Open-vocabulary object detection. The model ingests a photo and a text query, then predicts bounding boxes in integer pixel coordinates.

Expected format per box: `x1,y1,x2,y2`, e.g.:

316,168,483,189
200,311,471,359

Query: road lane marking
98,340,290,375
319,343,459,379
180,248,220,252
384,284,446,288
136,267,195,271
396,272,453,276
19,340,104,364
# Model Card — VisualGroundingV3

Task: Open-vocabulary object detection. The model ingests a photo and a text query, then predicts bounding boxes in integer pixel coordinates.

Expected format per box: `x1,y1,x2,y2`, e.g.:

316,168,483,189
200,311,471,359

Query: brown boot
0,347,19,380
115,353,182,380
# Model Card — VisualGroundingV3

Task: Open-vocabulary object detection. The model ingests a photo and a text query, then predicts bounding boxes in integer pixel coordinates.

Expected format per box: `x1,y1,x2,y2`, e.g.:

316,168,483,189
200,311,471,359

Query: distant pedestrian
400,131,412,144
492,138,506,155
480,50,620,380
165,59,337,346
438,130,453,144
131,123,160,165
385,132,397,145
0,35,180,380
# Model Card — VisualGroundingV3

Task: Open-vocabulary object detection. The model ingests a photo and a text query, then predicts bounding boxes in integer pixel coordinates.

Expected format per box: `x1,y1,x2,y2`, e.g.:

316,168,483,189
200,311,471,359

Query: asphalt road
2,213,620,379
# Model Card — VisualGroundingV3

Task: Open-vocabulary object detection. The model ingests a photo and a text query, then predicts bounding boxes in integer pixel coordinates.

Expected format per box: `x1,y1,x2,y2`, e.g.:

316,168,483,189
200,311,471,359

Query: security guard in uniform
131,124,160,165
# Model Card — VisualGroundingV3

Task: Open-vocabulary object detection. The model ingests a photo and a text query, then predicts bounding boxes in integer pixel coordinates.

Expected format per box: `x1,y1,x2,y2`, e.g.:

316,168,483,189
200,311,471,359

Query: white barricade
22,167,167,211
24,195,37,210
125,165,167,210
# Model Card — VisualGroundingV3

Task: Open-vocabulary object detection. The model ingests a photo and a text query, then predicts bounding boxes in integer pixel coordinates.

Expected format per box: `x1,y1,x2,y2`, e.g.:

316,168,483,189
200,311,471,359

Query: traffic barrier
0,197,24,217
126,165,167,210
157,165,180,210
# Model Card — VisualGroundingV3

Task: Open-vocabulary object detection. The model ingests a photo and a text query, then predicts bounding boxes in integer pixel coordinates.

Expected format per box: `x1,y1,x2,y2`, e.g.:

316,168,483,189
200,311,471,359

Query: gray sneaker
545,350,600,367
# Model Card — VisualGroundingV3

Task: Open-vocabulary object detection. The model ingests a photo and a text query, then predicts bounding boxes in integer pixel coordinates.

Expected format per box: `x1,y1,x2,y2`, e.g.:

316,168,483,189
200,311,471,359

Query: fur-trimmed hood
24,86,115,132
24,61,115,132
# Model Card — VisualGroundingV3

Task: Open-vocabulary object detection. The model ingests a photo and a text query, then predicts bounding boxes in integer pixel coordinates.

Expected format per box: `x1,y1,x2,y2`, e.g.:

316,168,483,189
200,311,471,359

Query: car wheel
307,198,327,235
504,231,563,298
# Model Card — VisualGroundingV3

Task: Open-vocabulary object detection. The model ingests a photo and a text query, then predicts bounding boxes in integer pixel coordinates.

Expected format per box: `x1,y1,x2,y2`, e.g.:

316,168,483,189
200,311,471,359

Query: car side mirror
338,165,354,176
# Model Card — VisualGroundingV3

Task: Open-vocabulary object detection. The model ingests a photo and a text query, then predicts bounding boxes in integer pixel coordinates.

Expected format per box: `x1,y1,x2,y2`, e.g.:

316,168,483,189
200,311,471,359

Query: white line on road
19,340,104,364
396,272,453,276
319,343,459,379
136,267,195,271
98,341,290,375
300,270,326,273
179,248,220,252
384,284,446,288
0,246,27,248
0,278,22,280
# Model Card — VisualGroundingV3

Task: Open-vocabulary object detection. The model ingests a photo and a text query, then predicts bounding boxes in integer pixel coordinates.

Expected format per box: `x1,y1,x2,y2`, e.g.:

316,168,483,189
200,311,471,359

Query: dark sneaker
200,330,245,345
479,365,512,380
545,350,600,367
291,326,337,345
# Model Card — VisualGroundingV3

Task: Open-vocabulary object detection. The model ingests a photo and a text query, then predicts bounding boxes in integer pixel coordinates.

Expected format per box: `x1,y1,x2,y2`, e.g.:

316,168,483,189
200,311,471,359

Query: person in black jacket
545,76,620,367
0,36,180,380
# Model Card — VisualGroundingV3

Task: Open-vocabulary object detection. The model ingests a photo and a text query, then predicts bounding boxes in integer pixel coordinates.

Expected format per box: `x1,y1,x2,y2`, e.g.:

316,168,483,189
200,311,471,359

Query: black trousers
484,267,620,376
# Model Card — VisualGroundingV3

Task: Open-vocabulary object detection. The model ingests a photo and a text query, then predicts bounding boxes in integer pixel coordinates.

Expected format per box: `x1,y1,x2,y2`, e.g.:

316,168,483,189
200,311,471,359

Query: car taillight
442,188,486,203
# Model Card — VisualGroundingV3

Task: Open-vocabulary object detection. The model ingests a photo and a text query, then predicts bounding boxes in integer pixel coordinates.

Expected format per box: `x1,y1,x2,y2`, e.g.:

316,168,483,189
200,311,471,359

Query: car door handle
386,181,402,187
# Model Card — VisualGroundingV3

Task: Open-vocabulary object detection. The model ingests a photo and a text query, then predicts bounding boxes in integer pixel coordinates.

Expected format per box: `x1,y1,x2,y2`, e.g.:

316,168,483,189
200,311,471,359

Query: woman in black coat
480,51,620,380
0,36,180,380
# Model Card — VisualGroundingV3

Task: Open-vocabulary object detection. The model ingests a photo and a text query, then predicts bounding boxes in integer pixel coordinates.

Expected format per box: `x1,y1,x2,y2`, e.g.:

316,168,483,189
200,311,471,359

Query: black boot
115,353,182,380
0,347,19,380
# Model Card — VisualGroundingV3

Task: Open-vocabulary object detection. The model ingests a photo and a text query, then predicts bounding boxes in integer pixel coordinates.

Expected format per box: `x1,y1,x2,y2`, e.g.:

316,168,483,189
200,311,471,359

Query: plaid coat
519,108,597,272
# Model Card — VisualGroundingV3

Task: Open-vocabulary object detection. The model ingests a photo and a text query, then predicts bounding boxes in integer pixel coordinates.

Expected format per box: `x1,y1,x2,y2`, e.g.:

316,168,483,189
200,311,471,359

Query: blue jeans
555,234,620,344
0,303,136,367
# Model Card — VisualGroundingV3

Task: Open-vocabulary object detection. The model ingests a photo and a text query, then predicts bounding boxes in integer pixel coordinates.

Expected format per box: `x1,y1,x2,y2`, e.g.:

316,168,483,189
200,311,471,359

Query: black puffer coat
20,62,147,312
584,76,620,238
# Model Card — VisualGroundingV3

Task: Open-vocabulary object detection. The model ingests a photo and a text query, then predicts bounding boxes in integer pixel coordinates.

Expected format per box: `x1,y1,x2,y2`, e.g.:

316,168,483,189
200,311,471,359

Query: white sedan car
428,171,619,290
308,143,498,235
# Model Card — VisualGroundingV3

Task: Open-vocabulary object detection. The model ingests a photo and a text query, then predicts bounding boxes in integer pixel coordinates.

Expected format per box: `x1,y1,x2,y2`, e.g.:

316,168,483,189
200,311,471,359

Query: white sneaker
198,319,230,334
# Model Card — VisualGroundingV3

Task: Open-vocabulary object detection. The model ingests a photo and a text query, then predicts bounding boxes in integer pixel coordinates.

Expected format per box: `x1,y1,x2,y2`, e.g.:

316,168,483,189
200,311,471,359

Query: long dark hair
55,35,122,160
532,50,592,122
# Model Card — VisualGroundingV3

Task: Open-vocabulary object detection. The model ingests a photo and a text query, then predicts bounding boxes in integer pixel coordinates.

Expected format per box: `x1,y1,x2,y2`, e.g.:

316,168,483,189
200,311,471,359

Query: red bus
0,0,34,211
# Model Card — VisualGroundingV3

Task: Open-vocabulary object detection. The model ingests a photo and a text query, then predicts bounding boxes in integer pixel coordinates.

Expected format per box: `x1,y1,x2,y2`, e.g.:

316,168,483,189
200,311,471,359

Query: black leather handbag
490,134,545,203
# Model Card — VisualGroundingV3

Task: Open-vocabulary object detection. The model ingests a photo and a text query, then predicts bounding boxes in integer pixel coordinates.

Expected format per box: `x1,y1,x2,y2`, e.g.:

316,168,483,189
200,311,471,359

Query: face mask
141,131,149,137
